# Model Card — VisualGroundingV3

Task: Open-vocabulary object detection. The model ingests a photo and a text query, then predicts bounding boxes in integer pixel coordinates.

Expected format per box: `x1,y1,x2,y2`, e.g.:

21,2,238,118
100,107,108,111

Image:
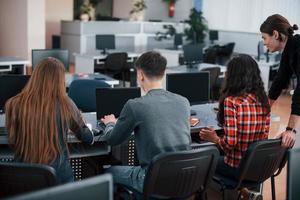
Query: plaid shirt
218,94,270,168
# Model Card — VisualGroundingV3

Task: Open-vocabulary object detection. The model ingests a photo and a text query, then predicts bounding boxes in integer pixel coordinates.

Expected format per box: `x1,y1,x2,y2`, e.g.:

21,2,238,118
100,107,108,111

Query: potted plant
184,8,208,44
80,0,94,22
130,0,147,21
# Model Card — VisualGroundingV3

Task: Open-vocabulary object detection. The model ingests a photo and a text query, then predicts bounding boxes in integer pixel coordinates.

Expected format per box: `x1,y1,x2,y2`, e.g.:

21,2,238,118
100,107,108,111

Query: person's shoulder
166,90,190,105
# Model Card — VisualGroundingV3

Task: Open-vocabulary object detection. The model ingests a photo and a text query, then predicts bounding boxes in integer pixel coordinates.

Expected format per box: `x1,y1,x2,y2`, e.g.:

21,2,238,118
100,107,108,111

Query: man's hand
101,114,117,125
276,131,296,148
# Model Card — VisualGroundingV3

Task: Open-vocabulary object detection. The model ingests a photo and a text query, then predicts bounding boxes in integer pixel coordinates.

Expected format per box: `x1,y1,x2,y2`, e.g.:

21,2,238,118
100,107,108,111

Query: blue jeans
105,165,146,193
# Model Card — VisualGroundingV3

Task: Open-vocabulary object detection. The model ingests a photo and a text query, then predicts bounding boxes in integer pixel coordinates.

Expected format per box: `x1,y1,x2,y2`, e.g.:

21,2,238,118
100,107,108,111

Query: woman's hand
199,127,220,143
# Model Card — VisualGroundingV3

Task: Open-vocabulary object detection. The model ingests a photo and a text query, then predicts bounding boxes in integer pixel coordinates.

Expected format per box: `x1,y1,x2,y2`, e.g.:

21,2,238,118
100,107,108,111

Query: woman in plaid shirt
200,54,270,199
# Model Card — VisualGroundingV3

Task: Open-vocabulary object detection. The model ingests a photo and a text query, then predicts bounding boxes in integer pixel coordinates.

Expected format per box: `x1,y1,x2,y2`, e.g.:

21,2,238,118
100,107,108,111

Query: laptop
95,88,141,123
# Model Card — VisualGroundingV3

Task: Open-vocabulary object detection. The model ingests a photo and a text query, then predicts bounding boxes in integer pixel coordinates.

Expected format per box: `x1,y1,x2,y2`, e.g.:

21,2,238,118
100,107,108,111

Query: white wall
203,0,300,33
28,0,46,58
45,0,73,48
0,0,46,60
113,0,132,20
0,0,28,58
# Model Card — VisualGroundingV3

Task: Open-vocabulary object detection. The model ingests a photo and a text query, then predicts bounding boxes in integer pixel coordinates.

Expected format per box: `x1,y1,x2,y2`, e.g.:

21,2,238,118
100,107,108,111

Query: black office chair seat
213,139,287,200
117,146,219,200
0,162,57,198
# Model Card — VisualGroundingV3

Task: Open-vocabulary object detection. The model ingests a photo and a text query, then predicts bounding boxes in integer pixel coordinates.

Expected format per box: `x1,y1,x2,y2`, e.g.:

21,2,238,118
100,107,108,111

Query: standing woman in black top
260,14,299,148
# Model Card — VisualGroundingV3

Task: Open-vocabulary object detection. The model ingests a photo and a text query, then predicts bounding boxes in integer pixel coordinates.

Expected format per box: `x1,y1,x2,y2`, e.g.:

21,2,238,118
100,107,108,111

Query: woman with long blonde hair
5,57,94,184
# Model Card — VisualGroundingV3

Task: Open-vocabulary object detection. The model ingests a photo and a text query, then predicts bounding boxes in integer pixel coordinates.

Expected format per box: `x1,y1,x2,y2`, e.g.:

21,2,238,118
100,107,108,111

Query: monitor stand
101,48,108,55
186,63,198,69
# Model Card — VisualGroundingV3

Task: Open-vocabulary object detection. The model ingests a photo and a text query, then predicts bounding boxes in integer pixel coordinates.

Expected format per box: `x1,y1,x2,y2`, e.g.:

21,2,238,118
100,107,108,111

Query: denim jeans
105,165,146,193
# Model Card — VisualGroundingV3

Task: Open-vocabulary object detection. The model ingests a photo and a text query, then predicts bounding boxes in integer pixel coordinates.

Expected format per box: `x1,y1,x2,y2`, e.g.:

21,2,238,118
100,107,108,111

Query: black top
268,34,300,115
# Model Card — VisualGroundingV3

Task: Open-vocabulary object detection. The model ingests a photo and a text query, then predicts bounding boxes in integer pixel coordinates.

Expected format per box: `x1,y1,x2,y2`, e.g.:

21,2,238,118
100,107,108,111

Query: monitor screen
10,174,113,200
209,30,219,41
166,72,210,105
174,33,183,47
183,44,203,65
32,49,69,70
96,35,115,54
287,148,300,200
0,75,30,113
96,87,141,119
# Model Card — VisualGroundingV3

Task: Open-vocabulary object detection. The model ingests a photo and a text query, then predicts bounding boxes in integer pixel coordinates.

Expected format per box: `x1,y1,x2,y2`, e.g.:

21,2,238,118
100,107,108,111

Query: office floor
262,93,291,200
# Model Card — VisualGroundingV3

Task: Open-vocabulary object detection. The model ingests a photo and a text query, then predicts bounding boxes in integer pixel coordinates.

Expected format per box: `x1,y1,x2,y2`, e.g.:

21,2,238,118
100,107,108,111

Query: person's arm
277,47,300,147
268,53,293,102
200,98,238,151
68,100,94,145
218,97,239,153
100,100,136,145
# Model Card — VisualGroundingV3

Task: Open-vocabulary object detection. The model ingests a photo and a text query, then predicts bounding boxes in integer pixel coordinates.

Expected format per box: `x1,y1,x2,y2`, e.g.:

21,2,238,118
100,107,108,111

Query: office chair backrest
68,79,110,112
143,146,219,199
237,139,286,185
218,42,235,56
104,52,128,71
7,174,113,200
0,162,57,198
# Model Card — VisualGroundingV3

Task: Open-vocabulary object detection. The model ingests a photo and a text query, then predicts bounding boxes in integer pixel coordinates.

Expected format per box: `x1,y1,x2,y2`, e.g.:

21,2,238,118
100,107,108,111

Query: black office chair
201,67,221,101
213,139,287,200
216,42,235,65
7,174,113,200
68,79,110,112
118,146,219,200
104,52,128,86
0,162,57,198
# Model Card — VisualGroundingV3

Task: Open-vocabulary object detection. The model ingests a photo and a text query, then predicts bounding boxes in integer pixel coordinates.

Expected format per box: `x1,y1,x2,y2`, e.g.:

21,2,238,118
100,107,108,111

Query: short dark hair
260,14,298,40
134,51,167,79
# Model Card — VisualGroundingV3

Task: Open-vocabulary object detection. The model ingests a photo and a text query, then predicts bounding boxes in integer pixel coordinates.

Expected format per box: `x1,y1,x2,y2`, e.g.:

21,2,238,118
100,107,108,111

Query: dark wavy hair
217,54,270,126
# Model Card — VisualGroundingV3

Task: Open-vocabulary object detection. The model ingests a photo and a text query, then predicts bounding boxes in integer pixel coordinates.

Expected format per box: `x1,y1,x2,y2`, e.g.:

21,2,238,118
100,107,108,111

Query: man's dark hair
135,51,167,79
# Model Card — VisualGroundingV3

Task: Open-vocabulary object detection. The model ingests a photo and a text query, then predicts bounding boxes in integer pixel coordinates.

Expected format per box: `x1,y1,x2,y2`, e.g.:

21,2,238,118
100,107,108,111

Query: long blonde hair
5,57,75,164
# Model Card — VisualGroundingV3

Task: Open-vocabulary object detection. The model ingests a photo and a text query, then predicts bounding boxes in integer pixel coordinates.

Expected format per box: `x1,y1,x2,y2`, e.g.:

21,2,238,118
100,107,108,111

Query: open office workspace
0,0,300,199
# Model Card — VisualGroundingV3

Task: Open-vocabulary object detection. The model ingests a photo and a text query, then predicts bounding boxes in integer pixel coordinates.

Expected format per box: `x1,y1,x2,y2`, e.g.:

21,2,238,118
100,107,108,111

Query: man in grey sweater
100,51,192,193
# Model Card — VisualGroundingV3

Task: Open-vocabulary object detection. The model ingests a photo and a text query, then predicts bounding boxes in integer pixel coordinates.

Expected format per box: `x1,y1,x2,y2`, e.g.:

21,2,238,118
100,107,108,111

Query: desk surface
74,51,140,60
0,57,29,65
0,103,220,143
167,63,226,73
65,73,119,88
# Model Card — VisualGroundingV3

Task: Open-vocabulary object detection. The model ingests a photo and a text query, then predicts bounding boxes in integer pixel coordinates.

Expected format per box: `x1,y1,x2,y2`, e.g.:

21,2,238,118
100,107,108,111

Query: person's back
5,58,94,184
100,51,191,193
114,89,191,167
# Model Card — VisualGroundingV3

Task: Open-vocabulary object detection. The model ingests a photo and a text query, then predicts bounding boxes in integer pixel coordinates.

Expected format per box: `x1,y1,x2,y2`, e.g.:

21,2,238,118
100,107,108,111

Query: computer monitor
96,34,115,55
96,87,141,119
32,49,69,70
0,75,30,113
166,72,210,105
174,33,183,49
209,30,219,43
182,44,203,67
287,148,300,200
9,174,113,200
